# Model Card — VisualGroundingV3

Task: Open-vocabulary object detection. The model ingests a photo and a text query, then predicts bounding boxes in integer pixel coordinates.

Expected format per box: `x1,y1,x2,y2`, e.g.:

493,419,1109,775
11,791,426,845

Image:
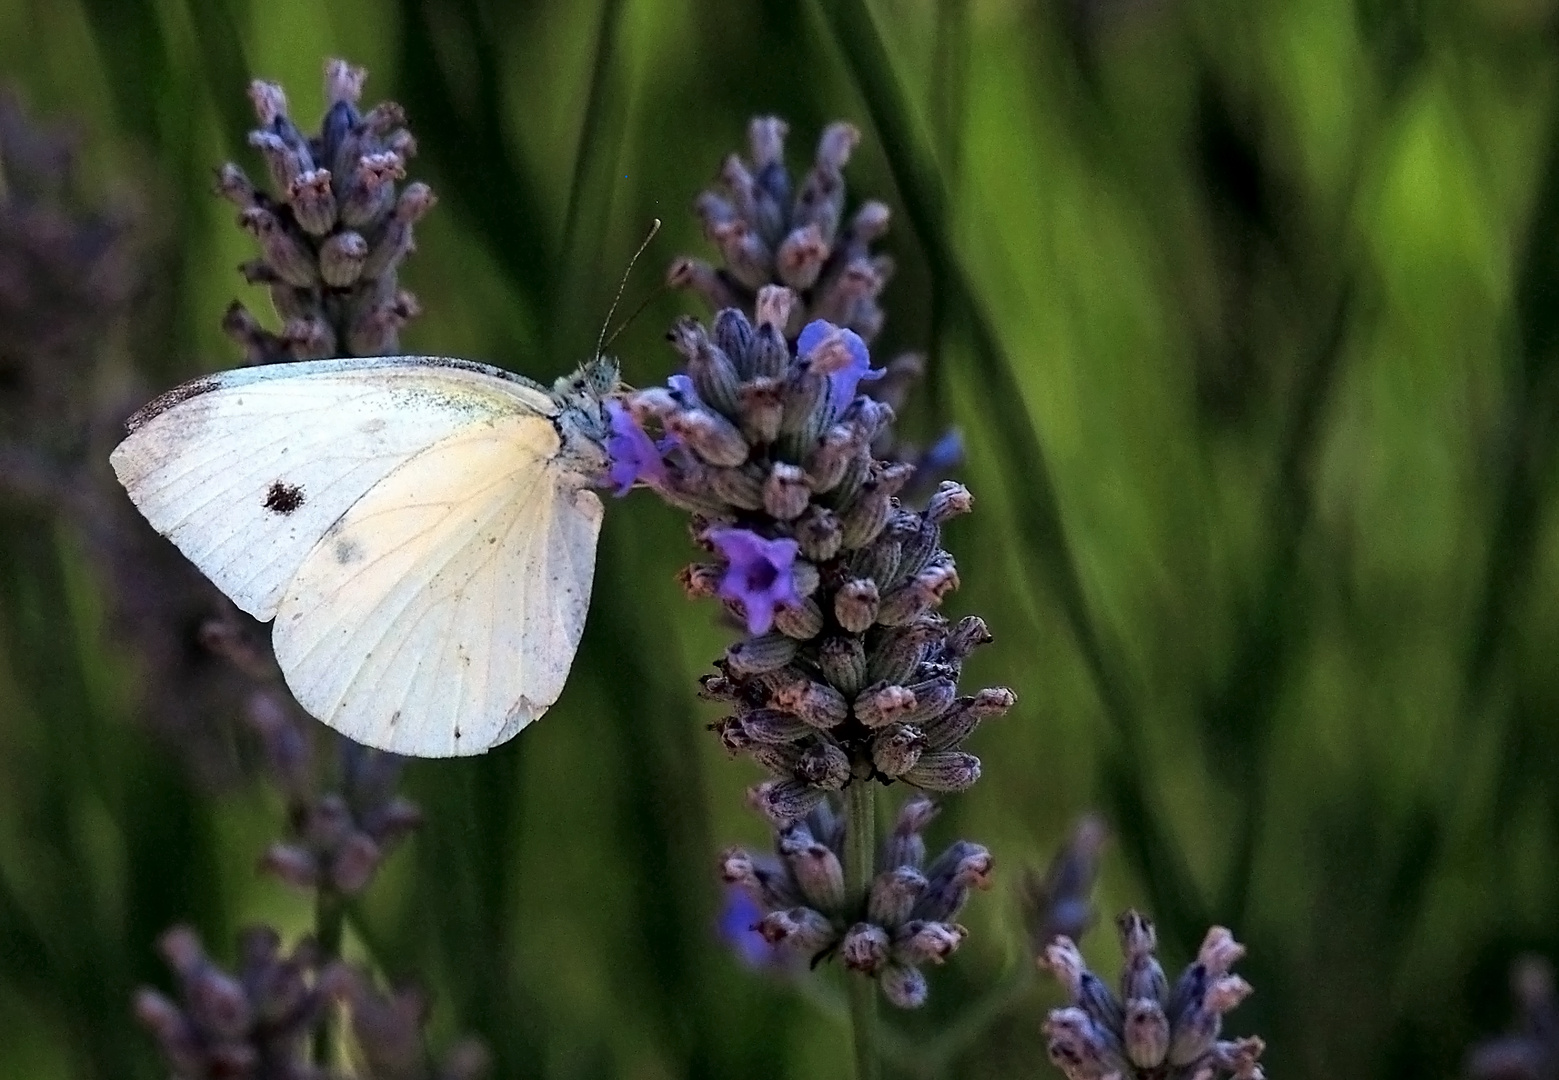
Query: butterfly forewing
110,357,558,621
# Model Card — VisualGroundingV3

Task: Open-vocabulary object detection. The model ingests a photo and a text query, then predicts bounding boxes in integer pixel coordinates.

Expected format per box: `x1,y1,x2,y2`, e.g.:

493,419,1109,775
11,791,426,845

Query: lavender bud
324,58,367,105
319,229,368,286
805,425,863,493
667,408,750,468
247,79,289,127
340,152,404,228
855,682,916,729
307,793,353,847
240,206,319,287
1047,937,1126,1032
877,561,960,625
215,162,261,208
791,559,821,597
762,463,811,521
773,597,824,639
669,317,741,416
839,486,893,549
840,922,890,974
1044,1007,1128,1080
866,620,935,685
740,708,812,745
849,200,892,245
708,465,765,510
852,535,901,588
885,795,938,870
795,505,843,561
679,563,723,599
796,741,851,790
348,288,420,355
1168,1000,1222,1067
726,632,799,675
868,866,927,926
1125,999,1171,1068
133,989,203,1075
871,724,926,778
903,751,980,792
249,129,311,193
779,370,828,443
834,578,881,633
260,842,319,889
922,687,1017,751
757,907,836,954
753,779,827,824
894,920,967,965
771,677,848,728
710,218,771,290
779,831,846,912
669,257,745,313
944,615,993,658
750,322,790,380
755,284,795,332
1118,911,1168,1002
775,223,830,291
287,168,337,234
712,307,754,364
818,636,867,696
894,518,940,580
927,481,974,523
880,963,929,1010
712,717,750,753
329,831,382,894
1197,927,1247,977
899,677,957,726
750,744,803,777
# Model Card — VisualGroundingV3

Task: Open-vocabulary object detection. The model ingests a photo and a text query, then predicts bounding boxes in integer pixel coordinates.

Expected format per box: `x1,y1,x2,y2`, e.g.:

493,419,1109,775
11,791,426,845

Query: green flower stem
312,886,345,1066
845,779,880,1080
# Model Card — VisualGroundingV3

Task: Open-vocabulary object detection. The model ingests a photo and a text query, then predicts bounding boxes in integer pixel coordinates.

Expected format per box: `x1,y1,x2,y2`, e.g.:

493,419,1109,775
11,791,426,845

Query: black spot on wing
125,375,221,433
264,480,305,515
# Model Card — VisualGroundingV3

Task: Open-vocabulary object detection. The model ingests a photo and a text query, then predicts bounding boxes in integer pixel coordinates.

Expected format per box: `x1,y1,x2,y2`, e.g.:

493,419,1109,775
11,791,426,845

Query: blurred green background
3,0,1558,1077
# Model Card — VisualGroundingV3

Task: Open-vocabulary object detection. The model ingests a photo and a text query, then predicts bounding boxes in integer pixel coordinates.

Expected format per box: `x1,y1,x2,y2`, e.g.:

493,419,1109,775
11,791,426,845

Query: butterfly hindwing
272,412,604,756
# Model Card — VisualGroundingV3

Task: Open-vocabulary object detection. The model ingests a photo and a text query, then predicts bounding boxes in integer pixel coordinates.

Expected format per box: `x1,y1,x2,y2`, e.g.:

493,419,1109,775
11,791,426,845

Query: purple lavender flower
604,399,667,495
708,527,802,634
718,885,787,969
798,319,882,411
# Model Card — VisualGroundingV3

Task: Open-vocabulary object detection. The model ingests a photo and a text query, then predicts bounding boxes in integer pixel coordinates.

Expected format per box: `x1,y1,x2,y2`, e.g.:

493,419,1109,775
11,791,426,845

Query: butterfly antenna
602,280,672,353
596,218,662,360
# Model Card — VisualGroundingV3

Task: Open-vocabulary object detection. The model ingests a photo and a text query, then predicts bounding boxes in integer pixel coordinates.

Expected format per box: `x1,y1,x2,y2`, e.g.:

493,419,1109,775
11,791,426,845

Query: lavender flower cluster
1043,913,1265,1080
720,794,990,1007
613,288,1013,822
217,60,434,362
135,925,488,1080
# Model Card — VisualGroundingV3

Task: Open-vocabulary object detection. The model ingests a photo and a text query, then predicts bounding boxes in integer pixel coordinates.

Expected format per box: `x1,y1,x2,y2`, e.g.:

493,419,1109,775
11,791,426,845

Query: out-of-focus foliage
1,0,1557,1078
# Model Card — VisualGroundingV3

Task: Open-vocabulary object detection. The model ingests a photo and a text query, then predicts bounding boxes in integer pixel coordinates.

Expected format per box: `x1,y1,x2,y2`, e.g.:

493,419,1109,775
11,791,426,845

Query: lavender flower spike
709,527,802,634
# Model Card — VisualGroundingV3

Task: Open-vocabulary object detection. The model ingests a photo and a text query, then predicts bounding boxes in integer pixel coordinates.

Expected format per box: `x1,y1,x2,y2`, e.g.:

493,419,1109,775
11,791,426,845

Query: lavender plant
130,60,482,1079
597,117,1015,1077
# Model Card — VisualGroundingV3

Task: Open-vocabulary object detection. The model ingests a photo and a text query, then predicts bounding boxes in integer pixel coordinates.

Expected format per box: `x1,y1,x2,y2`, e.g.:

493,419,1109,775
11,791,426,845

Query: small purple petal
718,886,784,969
708,527,802,635
604,400,666,496
798,318,883,411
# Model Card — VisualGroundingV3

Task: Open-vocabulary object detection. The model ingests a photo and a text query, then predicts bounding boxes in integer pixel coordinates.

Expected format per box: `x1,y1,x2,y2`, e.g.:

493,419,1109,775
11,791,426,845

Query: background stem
312,886,345,1066
845,781,880,1080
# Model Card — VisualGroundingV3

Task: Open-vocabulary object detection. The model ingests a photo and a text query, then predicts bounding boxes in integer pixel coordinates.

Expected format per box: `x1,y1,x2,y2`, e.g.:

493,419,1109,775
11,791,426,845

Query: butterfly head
549,356,625,484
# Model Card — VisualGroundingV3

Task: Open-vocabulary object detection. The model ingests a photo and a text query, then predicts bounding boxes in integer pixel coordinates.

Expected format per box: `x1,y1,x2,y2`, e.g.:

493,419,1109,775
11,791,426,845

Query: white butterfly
110,355,618,757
